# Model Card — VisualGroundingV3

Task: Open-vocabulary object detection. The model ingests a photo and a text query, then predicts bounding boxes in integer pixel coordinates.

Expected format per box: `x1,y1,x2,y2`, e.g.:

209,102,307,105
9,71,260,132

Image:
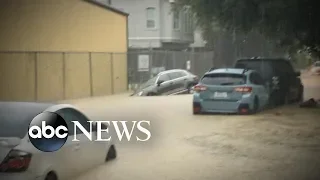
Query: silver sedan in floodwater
131,69,199,96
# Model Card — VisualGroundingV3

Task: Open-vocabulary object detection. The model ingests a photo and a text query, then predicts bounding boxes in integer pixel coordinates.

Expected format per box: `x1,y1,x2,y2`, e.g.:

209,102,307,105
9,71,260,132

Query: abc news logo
28,112,151,152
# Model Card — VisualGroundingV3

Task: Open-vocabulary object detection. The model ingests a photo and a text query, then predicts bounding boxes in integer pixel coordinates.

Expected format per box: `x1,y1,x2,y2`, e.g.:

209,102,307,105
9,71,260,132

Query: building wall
164,1,194,44
112,0,162,48
0,0,127,52
0,0,128,101
112,0,193,49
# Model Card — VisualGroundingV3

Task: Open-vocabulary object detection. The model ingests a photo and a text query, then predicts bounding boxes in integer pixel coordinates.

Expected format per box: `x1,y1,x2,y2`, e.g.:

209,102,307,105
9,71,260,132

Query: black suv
234,57,304,106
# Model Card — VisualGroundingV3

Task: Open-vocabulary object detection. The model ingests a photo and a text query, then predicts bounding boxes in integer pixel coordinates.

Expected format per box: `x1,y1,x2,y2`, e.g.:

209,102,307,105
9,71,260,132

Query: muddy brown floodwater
67,75,320,180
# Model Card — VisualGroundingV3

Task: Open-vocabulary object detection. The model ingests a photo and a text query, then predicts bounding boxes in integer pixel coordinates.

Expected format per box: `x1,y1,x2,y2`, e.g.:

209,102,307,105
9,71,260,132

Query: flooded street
68,75,320,180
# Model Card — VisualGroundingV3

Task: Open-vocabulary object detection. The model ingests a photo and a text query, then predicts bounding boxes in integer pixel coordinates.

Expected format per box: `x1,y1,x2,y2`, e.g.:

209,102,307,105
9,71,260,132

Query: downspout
126,14,129,90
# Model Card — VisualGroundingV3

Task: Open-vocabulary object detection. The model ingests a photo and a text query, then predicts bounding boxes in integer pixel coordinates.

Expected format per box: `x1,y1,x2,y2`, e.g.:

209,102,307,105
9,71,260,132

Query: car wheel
45,172,58,180
193,104,201,115
106,145,117,162
252,97,259,114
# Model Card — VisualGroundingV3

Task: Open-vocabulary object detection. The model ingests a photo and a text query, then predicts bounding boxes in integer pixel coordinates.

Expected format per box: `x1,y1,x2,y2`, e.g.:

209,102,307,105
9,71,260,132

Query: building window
182,7,193,33
188,12,193,33
184,11,188,32
146,7,156,28
173,11,180,30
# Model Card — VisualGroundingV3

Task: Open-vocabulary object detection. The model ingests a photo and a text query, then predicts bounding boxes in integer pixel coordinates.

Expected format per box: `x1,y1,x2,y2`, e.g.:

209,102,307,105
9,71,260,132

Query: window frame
168,71,185,80
188,12,194,33
146,7,156,29
173,10,180,30
181,6,192,33
157,73,171,83
235,60,274,80
56,108,92,136
250,72,264,85
183,10,188,32
255,73,265,85
168,72,179,80
180,70,189,76
200,73,247,85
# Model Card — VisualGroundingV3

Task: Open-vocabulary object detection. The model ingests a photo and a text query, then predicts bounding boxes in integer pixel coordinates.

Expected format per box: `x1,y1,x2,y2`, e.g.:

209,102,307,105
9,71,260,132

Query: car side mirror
157,80,164,86
295,71,301,77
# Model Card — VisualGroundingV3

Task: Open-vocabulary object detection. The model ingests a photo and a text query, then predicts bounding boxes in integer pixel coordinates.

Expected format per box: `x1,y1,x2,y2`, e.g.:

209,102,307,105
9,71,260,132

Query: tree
175,0,320,56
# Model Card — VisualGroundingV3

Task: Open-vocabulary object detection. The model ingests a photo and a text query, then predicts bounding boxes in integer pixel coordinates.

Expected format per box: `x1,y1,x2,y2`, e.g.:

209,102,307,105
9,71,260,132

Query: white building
101,0,195,50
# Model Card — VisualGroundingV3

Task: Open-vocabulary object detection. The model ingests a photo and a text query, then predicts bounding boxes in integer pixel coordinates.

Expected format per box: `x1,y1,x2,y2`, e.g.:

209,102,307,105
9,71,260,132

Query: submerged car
234,57,303,106
131,69,198,96
0,102,116,180
193,68,269,114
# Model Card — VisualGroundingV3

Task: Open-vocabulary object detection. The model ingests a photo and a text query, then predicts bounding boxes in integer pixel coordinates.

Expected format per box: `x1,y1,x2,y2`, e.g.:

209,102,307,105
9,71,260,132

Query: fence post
110,53,114,94
34,52,38,101
62,52,66,100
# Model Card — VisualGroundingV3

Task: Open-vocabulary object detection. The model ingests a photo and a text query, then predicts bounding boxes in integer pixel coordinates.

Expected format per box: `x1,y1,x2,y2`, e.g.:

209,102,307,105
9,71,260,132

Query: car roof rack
251,56,261,59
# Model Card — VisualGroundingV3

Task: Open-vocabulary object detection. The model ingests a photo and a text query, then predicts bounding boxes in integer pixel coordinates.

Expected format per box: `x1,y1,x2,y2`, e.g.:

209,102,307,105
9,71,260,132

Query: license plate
213,92,228,98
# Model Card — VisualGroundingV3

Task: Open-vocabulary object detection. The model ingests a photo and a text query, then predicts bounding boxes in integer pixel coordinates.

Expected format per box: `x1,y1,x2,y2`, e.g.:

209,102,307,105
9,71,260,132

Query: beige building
0,0,129,101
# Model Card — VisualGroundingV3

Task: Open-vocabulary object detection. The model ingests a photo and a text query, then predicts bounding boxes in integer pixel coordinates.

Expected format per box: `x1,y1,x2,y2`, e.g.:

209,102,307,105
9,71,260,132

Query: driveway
68,75,320,180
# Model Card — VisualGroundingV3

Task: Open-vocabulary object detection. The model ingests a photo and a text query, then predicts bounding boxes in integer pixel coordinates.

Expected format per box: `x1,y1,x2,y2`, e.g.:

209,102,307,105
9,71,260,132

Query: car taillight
193,85,207,92
234,87,252,93
0,150,32,173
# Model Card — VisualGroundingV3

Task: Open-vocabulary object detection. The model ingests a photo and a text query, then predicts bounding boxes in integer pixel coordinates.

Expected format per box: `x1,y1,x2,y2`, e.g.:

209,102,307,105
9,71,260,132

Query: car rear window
272,61,295,74
315,62,320,67
168,72,185,79
0,102,52,138
201,73,246,85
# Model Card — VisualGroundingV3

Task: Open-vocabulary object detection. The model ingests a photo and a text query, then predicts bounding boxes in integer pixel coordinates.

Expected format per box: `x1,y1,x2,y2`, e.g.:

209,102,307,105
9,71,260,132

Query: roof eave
82,0,129,17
